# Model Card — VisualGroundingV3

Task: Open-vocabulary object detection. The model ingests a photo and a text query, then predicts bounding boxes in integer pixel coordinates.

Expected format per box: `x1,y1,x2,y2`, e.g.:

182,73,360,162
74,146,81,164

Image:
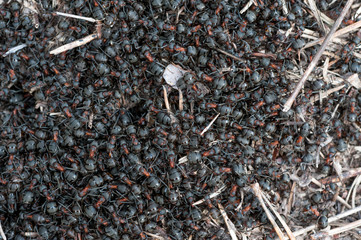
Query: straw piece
193,186,226,206
281,0,288,14
55,11,98,22
262,193,296,240
178,156,188,164
178,89,184,111
304,20,361,49
2,44,27,57
144,232,164,240
240,0,254,14
291,205,361,238
319,167,361,185
163,86,171,112
218,203,239,240
200,113,220,136
328,219,361,235
0,221,6,240
283,0,355,112
310,84,345,103
214,48,245,62
50,34,99,55
251,183,286,240
306,0,326,32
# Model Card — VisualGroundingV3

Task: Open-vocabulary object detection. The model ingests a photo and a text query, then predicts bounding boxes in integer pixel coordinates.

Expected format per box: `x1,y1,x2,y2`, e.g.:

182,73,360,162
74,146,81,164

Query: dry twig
283,0,355,112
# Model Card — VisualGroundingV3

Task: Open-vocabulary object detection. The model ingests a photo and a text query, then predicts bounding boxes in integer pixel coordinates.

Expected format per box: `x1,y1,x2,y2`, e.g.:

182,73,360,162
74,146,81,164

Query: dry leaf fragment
162,64,187,89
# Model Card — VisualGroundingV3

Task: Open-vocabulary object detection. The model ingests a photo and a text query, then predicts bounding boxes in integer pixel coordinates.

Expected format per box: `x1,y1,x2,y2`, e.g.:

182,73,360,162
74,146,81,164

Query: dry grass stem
218,203,239,240
319,167,361,185
178,156,188,164
49,112,65,116
353,123,361,133
251,183,286,240
310,84,345,103
214,48,244,62
200,113,220,136
54,11,98,22
323,57,330,83
193,186,226,206
283,0,355,112
88,112,94,129
291,205,361,238
261,190,296,240
240,0,254,14
320,11,335,25
332,158,343,182
311,178,352,208
144,232,164,240
304,20,361,49
175,6,184,24
162,86,171,112
50,33,98,55
306,0,326,32
328,219,361,235
345,174,361,208
178,89,183,111
286,182,297,214
235,190,244,211
162,86,178,124
0,221,6,240
351,175,361,208
281,0,288,14
352,3,361,9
